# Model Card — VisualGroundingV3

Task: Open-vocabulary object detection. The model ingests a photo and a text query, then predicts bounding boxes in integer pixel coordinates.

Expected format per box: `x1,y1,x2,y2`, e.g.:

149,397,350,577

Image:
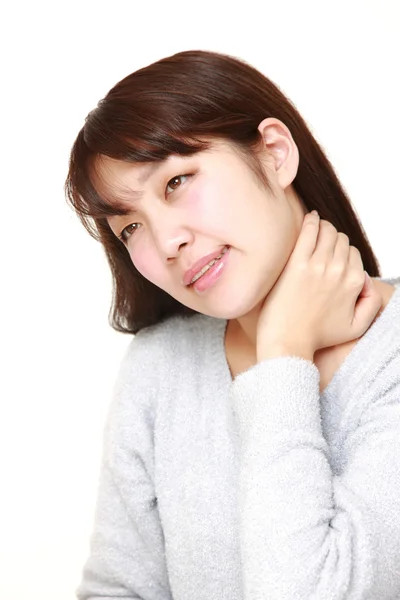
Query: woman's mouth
189,245,231,293
189,245,230,284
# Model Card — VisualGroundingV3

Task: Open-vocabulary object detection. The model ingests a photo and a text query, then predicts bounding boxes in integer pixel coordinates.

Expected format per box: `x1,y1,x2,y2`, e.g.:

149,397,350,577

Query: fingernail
311,210,319,216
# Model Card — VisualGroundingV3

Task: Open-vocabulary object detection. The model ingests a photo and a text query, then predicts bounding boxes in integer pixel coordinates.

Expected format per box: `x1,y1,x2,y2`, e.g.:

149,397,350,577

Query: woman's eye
166,174,190,194
119,223,140,243
118,174,192,244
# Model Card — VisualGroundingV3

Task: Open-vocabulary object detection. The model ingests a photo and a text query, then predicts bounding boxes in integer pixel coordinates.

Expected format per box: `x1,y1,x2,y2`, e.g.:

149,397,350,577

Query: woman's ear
257,117,299,189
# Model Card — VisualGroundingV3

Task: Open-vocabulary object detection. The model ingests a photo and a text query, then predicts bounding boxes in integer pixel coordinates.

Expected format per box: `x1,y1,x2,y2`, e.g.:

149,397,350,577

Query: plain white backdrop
1,1,399,598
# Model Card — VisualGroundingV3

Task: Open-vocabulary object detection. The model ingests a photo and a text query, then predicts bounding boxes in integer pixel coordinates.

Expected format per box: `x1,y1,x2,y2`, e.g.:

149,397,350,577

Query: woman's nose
151,217,194,260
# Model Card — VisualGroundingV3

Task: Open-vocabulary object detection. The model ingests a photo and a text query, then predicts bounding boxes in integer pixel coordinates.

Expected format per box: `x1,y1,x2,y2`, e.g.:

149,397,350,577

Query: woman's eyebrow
116,161,166,200
99,158,181,217
103,163,163,207
137,162,163,185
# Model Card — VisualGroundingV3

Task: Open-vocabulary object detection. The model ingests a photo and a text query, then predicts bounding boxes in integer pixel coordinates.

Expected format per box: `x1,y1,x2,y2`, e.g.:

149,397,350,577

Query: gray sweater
77,276,400,600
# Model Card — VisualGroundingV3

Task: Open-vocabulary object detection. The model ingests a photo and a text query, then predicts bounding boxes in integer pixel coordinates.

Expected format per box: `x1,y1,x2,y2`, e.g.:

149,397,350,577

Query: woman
65,50,400,600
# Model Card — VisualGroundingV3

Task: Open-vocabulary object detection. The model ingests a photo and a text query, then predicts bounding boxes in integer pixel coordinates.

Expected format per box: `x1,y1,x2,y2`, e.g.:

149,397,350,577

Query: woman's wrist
256,341,315,363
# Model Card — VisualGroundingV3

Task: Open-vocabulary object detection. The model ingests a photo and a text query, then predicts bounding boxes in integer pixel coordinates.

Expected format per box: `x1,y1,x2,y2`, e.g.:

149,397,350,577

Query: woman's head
65,49,380,334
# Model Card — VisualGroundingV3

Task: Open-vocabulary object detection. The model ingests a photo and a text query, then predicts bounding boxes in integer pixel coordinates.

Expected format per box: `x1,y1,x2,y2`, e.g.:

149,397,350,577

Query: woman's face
102,126,306,319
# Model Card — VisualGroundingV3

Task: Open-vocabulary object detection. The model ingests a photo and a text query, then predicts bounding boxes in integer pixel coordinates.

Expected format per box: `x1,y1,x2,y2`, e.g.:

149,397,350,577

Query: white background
1,1,399,598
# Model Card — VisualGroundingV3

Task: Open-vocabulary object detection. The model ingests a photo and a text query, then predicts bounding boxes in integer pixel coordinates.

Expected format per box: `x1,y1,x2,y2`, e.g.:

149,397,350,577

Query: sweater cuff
230,357,322,442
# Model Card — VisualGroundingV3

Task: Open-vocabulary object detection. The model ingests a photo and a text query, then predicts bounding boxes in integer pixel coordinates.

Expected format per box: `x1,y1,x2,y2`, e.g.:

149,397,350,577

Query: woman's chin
173,278,269,320
183,298,263,321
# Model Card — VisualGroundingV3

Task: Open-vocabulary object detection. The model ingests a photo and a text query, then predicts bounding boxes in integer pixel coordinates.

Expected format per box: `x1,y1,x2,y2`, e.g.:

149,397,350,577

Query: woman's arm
230,355,400,600
77,460,171,600
76,337,172,600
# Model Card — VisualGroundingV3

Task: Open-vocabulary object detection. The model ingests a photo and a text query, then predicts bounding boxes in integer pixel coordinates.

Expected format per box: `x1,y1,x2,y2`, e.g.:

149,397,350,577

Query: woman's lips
191,246,231,293
182,245,230,286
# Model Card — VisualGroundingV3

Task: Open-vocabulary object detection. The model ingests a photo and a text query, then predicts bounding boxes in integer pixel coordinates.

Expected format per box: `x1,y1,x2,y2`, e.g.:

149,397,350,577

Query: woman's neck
227,278,393,359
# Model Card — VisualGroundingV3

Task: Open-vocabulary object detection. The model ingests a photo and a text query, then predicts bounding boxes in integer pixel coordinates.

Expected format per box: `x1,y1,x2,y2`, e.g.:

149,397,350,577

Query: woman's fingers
314,220,339,261
347,244,364,271
351,271,382,336
332,232,350,264
294,211,321,261
295,215,363,292
256,211,381,353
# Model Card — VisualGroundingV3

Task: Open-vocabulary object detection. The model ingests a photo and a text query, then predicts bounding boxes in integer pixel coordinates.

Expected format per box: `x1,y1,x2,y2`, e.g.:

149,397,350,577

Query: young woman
65,50,400,600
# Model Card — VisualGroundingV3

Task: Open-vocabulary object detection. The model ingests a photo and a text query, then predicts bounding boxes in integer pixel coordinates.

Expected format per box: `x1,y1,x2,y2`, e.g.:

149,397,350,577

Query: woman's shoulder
380,274,400,288
136,311,216,342
107,313,222,440
119,312,224,377
378,275,400,328
134,311,220,348
332,276,400,390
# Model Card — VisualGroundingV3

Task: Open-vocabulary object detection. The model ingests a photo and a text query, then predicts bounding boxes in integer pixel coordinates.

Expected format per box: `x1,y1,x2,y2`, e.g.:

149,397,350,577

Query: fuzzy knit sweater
77,276,400,600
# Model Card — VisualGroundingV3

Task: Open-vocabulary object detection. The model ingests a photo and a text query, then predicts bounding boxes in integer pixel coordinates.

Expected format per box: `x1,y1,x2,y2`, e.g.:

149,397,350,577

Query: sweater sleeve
230,356,400,600
76,335,173,600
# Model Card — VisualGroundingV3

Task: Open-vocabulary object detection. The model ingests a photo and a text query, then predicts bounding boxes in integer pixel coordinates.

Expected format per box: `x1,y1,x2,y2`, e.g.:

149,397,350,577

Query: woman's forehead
94,154,155,181
91,155,161,199
91,140,232,196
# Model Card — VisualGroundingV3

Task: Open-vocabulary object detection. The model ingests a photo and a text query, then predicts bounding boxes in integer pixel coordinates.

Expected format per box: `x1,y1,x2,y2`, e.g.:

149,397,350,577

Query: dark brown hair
65,49,381,334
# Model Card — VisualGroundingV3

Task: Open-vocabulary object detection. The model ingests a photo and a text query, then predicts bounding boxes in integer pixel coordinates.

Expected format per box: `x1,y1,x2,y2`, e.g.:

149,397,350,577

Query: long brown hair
65,49,381,334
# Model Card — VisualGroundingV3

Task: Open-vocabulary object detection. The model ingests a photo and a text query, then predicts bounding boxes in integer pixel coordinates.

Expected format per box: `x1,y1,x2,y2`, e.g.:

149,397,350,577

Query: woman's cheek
190,180,231,228
129,246,163,287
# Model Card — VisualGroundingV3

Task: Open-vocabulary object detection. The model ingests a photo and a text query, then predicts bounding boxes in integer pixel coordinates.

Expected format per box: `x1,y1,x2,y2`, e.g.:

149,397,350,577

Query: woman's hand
256,211,382,362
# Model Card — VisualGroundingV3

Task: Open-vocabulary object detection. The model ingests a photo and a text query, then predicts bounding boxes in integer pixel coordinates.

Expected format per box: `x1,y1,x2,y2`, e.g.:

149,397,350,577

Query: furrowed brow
138,162,163,184
88,187,140,219
92,160,166,218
